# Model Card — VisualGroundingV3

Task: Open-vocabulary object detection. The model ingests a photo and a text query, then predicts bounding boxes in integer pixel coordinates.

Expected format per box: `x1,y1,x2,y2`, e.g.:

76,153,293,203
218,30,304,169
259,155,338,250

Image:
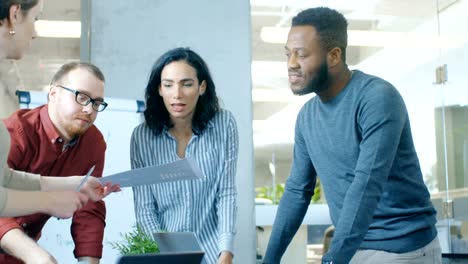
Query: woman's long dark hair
144,47,219,135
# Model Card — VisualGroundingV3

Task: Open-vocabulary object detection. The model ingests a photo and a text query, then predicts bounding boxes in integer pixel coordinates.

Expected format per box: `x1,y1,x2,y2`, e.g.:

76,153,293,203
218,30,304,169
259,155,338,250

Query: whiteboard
17,91,143,263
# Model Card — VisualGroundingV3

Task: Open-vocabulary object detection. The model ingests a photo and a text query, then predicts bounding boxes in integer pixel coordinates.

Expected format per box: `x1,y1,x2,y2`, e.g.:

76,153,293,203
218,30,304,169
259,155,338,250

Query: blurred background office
1,0,468,263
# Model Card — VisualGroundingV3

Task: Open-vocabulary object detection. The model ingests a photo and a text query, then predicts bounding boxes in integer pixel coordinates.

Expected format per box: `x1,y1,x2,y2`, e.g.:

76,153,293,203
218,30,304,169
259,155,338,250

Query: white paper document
99,157,204,188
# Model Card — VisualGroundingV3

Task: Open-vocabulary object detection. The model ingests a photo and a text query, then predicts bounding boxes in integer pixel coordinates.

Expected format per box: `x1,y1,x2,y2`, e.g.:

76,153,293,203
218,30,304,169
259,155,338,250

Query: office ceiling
3,0,453,92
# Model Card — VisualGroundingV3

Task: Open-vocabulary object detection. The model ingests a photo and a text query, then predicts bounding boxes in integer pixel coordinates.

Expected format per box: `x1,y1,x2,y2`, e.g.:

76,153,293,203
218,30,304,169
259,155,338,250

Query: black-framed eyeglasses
56,85,108,112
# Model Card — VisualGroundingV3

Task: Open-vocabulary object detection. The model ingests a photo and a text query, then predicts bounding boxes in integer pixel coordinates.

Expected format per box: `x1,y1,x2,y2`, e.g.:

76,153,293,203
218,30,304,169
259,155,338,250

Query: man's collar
40,105,61,143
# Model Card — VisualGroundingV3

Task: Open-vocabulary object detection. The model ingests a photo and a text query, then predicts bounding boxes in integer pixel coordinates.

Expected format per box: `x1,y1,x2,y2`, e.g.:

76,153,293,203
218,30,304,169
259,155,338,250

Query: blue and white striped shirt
130,109,238,264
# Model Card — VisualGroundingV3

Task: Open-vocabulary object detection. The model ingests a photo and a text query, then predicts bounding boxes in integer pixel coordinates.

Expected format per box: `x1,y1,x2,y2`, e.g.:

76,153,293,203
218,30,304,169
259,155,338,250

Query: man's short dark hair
292,7,348,61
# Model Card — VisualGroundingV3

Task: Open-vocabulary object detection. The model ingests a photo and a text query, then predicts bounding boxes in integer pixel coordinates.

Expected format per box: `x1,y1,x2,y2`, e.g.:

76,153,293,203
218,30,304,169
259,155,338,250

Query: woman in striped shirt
131,47,239,264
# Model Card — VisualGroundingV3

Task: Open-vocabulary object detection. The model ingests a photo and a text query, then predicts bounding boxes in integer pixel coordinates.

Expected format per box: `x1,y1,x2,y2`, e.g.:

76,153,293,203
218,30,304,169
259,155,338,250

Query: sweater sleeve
263,109,317,264
0,187,7,215
322,84,407,264
0,123,23,236
0,123,41,215
3,169,41,191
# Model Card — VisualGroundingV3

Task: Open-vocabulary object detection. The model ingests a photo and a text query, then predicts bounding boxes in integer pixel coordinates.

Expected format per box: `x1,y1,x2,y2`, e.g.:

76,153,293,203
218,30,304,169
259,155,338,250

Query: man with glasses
0,62,108,264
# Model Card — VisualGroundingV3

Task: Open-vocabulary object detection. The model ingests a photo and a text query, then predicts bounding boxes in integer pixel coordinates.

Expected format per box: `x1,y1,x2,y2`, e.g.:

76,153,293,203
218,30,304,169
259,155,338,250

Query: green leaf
110,225,160,255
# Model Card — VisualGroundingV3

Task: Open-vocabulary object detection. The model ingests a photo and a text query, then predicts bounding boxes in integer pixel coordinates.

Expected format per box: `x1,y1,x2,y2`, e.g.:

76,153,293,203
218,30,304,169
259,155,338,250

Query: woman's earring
9,29,16,36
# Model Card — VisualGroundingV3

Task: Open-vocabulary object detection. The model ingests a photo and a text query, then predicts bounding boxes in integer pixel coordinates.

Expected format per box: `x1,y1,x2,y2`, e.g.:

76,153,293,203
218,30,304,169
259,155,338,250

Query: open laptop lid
153,232,203,253
116,251,204,264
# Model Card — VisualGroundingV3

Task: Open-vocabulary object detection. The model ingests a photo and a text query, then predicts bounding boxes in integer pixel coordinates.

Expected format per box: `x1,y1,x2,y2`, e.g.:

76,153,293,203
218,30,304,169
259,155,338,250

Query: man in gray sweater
263,7,441,264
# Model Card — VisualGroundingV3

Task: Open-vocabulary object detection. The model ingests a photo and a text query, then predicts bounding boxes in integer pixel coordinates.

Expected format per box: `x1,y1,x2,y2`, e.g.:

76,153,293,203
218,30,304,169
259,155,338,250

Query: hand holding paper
76,165,121,201
80,177,121,201
100,157,204,188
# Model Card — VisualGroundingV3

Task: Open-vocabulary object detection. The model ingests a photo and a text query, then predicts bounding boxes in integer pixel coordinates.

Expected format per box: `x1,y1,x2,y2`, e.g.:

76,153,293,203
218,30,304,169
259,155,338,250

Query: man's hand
40,191,89,218
79,177,121,201
217,251,233,264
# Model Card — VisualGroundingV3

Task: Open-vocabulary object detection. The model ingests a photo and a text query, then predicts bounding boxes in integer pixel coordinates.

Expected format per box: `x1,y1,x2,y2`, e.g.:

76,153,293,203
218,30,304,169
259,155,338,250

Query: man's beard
65,124,89,138
293,60,329,96
64,115,92,139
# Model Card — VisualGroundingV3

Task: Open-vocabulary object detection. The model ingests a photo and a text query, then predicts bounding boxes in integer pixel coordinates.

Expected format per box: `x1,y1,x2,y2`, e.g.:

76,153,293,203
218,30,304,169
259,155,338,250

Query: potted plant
111,225,159,255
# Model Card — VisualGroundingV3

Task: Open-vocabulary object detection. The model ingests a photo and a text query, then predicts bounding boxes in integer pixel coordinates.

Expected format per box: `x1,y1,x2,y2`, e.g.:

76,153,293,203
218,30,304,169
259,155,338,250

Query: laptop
116,251,204,264
116,232,205,264
153,232,203,253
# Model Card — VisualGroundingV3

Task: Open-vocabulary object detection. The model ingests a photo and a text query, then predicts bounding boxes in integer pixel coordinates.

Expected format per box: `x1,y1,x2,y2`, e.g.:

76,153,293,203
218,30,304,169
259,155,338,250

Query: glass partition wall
435,0,468,260
251,0,468,262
